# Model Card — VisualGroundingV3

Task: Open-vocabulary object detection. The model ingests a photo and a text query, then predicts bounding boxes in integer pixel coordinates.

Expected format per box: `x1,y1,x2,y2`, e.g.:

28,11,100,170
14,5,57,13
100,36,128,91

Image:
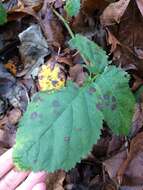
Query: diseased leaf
18,24,49,77
69,34,109,74
0,3,7,25
13,66,135,172
94,66,135,135
65,0,80,17
38,60,65,91
13,82,103,172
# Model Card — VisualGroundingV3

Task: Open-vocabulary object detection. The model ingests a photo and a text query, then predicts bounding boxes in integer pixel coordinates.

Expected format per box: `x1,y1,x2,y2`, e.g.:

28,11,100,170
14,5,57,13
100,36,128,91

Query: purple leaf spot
103,94,110,100
111,103,117,111
96,103,104,111
52,100,60,107
30,112,38,119
51,80,58,86
88,87,96,95
112,96,116,103
64,136,70,142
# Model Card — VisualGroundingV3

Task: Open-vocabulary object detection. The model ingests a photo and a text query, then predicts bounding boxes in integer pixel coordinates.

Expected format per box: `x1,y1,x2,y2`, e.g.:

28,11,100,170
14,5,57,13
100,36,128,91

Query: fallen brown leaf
40,6,64,47
130,103,143,137
104,132,143,187
106,29,120,53
46,170,65,190
82,0,108,16
17,24,49,78
135,0,143,16
100,0,131,26
134,47,143,59
107,135,125,155
69,64,86,86
21,0,42,8
8,108,22,125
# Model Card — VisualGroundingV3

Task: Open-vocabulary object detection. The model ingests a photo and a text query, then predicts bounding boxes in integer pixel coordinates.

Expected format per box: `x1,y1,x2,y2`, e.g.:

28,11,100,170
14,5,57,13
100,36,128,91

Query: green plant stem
52,8,90,68
52,8,74,39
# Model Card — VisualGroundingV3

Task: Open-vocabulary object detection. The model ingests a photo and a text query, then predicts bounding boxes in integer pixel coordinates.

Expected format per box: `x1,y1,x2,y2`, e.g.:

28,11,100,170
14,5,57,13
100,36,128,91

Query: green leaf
65,0,80,17
13,82,103,172
0,3,7,25
13,67,135,172
94,66,135,135
69,34,109,74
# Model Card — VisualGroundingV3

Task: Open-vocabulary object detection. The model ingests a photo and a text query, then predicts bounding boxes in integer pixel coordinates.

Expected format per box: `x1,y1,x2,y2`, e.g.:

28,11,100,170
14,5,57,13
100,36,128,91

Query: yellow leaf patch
38,63,65,91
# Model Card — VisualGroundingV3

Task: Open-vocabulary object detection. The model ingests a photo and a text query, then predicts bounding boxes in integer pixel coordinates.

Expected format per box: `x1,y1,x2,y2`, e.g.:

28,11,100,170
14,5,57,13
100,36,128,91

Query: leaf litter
0,0,143,189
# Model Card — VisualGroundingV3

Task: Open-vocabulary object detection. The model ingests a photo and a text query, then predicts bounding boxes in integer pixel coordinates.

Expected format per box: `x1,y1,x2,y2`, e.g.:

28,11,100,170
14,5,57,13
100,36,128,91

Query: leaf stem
52,8,90,67
52,8,74,39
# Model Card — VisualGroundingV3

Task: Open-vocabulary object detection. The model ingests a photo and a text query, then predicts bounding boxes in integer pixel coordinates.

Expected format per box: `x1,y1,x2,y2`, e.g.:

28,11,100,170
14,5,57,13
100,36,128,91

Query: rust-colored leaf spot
96,103,104,111
103,94,110,100
52,100,60,107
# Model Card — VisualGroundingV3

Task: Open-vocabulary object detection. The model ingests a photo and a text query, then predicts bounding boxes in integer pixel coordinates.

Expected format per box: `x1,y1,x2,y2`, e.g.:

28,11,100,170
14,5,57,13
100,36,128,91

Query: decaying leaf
104,132,143,187
131,103,143,137
0,64,27,111
38,59,65,91
134,47,143,59
4,57,19,76
136,0,143,16
18,24,49,77
69,64,86,86
100,0,131,26
0,109,20,148
41,6,64,47
21,0,42,8
0,63,16,97
82,0,109,16
8,108,22,125
46,170,65,190
106,29,120,53
0,128,16,148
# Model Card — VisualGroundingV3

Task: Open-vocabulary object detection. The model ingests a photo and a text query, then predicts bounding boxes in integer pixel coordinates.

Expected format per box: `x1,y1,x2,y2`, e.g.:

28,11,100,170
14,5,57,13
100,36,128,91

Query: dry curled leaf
135,0,143,16
106,29,120,53
82,0,108,16
100,0,131,26
21,0,42,8
130,104,143,137
104,148,143,188
18,24,49,78
41,6,64,47
117,132,143,183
